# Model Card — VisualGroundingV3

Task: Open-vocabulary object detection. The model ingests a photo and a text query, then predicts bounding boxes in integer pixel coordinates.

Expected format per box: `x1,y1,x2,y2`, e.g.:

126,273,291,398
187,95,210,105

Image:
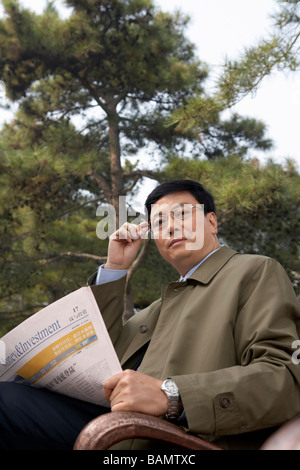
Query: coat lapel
189,246,238,284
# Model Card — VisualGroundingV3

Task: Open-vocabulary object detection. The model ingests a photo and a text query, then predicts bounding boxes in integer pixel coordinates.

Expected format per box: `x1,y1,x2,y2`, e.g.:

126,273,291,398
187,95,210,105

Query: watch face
163,379,178,395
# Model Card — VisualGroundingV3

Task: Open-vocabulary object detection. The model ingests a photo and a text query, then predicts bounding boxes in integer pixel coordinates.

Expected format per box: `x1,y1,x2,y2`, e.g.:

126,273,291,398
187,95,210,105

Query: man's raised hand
105,221,149,271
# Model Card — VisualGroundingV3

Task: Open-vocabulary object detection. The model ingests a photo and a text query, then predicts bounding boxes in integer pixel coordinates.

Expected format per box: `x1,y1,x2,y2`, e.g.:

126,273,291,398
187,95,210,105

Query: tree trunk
107,107,124,230
106,99,151,321
123,238,151,321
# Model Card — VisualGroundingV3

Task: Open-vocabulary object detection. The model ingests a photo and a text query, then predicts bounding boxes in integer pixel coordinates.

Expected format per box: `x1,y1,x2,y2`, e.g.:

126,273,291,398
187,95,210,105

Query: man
95,179,300,449
0,179,299,450
100,181,221,419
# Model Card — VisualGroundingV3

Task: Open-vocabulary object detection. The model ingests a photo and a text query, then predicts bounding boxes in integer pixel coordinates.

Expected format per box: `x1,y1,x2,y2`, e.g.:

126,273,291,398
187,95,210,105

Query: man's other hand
103,370,168,417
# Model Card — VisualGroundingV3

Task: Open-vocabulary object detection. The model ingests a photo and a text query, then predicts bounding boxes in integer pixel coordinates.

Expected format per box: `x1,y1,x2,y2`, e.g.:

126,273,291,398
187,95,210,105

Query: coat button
219,397,231,409
139,324,148,334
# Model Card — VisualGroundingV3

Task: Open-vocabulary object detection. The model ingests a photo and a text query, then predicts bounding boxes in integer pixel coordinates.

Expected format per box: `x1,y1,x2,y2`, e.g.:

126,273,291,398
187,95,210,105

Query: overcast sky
0,0,299,173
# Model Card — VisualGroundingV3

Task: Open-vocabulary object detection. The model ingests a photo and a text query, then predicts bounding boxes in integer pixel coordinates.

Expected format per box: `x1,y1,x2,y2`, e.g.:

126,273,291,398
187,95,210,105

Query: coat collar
187,245,238,285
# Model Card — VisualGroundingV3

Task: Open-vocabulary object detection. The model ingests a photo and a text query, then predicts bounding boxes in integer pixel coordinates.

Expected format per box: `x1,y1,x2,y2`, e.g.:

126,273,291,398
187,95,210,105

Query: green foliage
168,0,299,137
0,0,211,213
0,125,109,335
217,0,300,106
0,0,208,332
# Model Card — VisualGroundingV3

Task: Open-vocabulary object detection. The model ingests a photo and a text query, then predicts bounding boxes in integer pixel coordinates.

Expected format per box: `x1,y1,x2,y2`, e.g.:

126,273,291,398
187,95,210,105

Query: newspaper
0,286,122,407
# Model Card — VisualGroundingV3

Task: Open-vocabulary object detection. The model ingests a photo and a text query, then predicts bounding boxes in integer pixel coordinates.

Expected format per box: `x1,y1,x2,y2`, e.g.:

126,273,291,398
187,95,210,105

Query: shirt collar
179,247,221,282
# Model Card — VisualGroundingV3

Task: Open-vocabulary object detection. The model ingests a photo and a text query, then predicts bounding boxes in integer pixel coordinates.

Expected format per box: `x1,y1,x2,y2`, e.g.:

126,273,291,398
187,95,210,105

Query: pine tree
0,0,285,330
0,0,207,327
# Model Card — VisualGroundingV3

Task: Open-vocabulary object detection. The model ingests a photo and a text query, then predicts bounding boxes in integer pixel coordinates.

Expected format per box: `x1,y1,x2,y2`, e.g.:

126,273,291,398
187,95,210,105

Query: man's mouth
169,238,187,247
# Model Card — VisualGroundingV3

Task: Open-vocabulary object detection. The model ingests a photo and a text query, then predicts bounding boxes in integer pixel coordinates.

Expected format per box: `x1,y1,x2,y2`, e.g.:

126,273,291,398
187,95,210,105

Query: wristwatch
160,378,183,420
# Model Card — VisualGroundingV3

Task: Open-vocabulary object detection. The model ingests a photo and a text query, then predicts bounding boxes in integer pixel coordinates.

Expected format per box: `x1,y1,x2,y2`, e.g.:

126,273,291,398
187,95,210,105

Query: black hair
145,180,216,219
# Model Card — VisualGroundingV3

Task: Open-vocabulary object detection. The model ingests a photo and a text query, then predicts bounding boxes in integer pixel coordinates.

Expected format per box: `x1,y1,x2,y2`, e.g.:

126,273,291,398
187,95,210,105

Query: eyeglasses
150,204,203,232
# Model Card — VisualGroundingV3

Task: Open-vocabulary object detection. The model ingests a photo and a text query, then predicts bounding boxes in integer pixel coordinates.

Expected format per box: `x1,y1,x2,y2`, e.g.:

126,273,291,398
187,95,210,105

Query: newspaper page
0,286,122,407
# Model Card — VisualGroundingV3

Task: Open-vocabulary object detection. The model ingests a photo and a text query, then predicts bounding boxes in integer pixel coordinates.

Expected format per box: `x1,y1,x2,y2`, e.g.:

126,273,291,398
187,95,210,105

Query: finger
119,224,133,241
110,224,132,242
109,222,149,246
103,372,123,400
127,222,150,240
106,370,134,407
127,224,140,240
137,222,150,238
115,223,148,241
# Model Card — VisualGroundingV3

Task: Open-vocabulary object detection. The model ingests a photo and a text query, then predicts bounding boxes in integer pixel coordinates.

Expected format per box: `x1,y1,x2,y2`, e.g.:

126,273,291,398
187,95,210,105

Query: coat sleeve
171,259,300,436
89,276,127,347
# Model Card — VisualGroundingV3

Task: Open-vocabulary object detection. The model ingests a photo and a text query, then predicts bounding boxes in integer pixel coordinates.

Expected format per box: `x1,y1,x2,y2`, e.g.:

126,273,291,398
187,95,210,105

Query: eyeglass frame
149,203,204,233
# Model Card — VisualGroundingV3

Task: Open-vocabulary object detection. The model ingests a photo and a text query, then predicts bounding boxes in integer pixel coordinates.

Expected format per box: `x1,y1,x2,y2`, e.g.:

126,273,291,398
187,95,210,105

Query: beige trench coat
90,246,300,449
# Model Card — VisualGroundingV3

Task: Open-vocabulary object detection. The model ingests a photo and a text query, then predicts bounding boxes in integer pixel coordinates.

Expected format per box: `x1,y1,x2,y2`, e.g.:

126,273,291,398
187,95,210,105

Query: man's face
150,191,219,275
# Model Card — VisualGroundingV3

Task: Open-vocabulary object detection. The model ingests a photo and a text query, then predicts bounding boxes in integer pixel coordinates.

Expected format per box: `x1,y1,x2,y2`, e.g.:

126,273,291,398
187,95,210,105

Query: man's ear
207,212,218,235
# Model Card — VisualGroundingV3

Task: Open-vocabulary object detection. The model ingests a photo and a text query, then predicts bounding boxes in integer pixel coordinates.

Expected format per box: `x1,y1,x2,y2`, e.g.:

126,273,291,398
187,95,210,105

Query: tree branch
91,173,112,201
41,252,107,265
58,195,106,217
123,169,159,182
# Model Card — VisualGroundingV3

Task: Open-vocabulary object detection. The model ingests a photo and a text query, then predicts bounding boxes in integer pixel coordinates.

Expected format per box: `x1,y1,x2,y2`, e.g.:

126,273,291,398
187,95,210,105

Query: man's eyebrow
151,203,194,218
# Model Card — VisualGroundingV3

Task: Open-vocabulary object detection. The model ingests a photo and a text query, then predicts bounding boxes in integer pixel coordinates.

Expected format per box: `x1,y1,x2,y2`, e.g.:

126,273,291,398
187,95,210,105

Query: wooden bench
74,411,300,450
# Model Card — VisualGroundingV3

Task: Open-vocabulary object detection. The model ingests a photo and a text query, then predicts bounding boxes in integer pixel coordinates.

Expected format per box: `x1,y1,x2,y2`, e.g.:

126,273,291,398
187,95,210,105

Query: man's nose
167,214,180,235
